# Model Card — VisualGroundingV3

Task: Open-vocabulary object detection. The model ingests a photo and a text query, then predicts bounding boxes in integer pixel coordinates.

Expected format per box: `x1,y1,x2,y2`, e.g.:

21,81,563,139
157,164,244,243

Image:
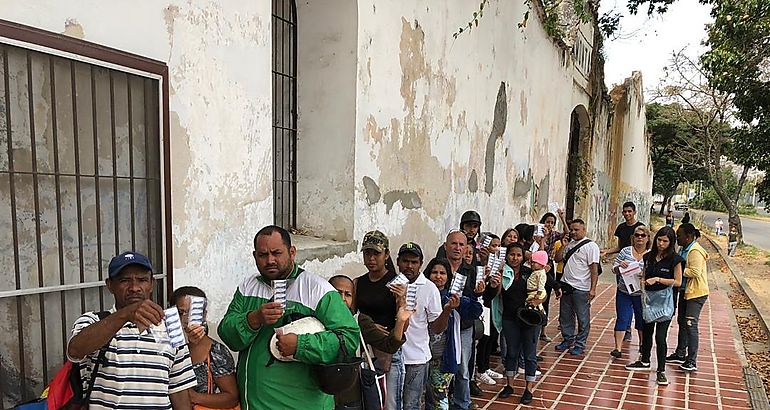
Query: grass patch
737,243,770,261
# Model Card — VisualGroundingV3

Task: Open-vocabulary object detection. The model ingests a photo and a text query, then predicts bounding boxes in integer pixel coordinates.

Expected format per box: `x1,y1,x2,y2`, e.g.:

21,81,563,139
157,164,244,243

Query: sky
600,0,714,91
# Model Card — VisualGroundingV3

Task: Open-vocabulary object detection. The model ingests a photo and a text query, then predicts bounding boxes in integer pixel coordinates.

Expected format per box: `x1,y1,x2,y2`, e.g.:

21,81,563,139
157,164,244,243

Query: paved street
682,209,770,252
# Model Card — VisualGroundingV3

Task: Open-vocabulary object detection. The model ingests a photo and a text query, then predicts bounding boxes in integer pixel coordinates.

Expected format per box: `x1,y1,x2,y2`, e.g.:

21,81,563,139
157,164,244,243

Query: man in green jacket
218,225,360,409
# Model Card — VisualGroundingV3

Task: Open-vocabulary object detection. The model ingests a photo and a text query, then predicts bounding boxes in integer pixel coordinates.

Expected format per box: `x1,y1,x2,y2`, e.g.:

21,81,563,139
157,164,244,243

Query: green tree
647,103,702,214
655,51,748,243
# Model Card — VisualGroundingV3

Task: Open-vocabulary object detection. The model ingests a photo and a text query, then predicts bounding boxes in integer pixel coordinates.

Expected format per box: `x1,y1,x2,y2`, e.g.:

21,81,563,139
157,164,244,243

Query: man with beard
218,225,360,409
397,242,457,409
66,252,197,409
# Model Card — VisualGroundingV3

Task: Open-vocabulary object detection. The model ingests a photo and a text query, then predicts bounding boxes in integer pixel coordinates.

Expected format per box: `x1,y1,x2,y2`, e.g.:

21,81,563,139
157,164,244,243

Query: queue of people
59,201,711,409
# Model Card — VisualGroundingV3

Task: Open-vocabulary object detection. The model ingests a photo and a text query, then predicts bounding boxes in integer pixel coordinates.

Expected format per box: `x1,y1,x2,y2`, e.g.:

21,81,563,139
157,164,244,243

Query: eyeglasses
634,233,648,238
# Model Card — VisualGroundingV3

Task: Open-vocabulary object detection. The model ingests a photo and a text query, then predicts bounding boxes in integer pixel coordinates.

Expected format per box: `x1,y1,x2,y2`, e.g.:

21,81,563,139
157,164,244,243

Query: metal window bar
272,0,297,229
0,41,164,407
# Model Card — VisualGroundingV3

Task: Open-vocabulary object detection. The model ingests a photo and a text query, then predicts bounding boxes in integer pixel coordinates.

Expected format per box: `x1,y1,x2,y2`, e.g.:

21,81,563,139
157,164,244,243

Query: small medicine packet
406,283,419,311
449,273,467,295
187,295,206,326
548,202,560,213
163,306,187,348
387,273,410,288
273,279,288,309
476,266,485,284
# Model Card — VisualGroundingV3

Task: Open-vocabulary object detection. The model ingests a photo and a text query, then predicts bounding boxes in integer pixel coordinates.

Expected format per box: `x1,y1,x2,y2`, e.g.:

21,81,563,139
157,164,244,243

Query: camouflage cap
361,230,389,253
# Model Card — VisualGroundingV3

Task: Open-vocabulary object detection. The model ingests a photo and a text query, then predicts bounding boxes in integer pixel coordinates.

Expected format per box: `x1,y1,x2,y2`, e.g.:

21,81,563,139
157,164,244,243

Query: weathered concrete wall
301,0,598,277
296,0,358,241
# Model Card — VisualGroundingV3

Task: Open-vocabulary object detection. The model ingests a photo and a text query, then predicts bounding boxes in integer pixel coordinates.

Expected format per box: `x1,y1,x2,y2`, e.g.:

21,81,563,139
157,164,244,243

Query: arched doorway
565,105,590,220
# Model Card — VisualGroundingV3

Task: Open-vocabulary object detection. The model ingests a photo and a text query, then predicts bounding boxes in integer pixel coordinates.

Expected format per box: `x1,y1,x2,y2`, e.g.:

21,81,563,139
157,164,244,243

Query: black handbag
359,334,386,410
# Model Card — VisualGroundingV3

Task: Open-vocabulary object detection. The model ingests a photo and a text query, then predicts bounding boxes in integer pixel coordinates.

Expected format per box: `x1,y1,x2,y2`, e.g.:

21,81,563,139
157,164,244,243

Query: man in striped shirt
67,251,197,409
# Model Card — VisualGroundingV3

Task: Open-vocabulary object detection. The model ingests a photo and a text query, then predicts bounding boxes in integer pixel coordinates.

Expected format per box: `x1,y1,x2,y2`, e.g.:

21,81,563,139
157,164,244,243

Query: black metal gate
0,33,166,407
272,0,297,229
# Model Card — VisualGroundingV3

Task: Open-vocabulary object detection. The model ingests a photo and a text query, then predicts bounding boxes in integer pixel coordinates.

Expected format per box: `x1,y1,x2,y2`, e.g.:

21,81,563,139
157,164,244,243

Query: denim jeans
385,349,405,410
451,327,474,409
641,320,671,371
559,289,591,348
675,294,708,362
403,363,429,410
502,319,538,382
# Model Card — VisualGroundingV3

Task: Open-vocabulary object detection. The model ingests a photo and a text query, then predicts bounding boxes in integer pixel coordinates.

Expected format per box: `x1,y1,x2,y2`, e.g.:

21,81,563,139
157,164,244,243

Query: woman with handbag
487,243,542,404
610,225,651,359
625,227,682,386
354,231,406,410
171,287,240,409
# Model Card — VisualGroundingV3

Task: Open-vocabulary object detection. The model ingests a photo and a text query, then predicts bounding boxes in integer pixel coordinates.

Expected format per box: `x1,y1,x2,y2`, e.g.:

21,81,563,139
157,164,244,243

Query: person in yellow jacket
666,223,709,372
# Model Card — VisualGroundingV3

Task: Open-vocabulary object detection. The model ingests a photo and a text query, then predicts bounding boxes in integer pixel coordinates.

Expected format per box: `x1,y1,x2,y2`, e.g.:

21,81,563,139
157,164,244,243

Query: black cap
108,251,153,279
460,210,482,227
397,242,423,260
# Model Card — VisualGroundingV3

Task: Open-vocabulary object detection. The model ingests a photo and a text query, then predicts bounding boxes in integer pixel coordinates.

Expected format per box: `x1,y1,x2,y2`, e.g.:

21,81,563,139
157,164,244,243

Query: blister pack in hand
273,279,288,309
163,306,187,348
476,266,485,284
406,283,419,311
387,273,409,288
187,295,206,326
449,273,467,295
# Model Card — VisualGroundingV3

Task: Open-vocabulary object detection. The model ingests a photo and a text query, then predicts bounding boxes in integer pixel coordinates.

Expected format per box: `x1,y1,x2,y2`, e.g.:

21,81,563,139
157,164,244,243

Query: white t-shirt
402,274,443,365
562,238,600,291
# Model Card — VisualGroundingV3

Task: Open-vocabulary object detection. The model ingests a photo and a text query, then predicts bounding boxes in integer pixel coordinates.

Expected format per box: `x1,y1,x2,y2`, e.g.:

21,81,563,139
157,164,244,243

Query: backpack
46,311,112,410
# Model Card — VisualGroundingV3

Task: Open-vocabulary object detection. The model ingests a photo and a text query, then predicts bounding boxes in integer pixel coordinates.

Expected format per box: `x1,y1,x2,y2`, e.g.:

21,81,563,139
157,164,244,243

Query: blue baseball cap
108,251,153,279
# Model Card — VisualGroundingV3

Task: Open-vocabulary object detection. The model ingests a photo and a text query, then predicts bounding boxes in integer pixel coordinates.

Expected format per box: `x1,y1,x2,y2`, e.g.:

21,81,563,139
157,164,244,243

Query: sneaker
469,403,479,410
520,389,533,404
499,384,514,399
555,340,572,351
569,346,584,356
625,360,651,370
679,360,697,372
536,355,544,362
470,380,483,397
485,369,504,379
610,349,622,359
623,329,632,342
665,353,686,364
517,367,542,376
476,372,497,385
656,371,669,386
540,333,552,342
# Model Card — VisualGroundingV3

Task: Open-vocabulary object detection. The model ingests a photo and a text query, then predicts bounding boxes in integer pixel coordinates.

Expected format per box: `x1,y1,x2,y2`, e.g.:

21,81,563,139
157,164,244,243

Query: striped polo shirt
68,310,197,409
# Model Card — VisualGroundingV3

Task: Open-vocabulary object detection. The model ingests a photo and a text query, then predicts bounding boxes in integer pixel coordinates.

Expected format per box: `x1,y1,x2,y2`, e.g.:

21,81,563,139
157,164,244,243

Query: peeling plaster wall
349,0,593,263
610,71,653,225
2,1,274,328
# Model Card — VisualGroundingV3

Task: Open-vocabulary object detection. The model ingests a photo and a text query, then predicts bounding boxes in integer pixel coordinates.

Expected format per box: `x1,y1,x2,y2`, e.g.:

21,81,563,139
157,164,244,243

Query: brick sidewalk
472,284,751,409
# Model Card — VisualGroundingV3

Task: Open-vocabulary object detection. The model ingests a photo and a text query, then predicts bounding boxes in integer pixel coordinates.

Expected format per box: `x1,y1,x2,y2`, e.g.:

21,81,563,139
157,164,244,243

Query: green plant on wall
573,151,595,203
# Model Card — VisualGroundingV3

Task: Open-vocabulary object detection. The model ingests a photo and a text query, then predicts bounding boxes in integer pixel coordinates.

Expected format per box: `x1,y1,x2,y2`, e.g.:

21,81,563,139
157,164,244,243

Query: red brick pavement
472,283,750,409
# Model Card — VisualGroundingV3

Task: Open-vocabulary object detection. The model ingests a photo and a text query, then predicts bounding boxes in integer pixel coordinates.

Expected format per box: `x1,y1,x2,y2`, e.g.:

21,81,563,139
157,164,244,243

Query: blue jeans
559,289,591,348
385,349,405,410
403,363,429,410
615,289,643,331
502,319,538,382
451,327,474,409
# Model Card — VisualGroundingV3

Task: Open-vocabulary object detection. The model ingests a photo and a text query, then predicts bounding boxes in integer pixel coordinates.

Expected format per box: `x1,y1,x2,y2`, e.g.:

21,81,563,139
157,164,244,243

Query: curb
706,236,770,410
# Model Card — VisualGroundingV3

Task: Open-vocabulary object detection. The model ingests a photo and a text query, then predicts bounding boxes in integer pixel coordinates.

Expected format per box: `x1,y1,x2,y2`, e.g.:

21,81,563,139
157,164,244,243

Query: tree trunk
660,192,673,215
711,166,748,245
